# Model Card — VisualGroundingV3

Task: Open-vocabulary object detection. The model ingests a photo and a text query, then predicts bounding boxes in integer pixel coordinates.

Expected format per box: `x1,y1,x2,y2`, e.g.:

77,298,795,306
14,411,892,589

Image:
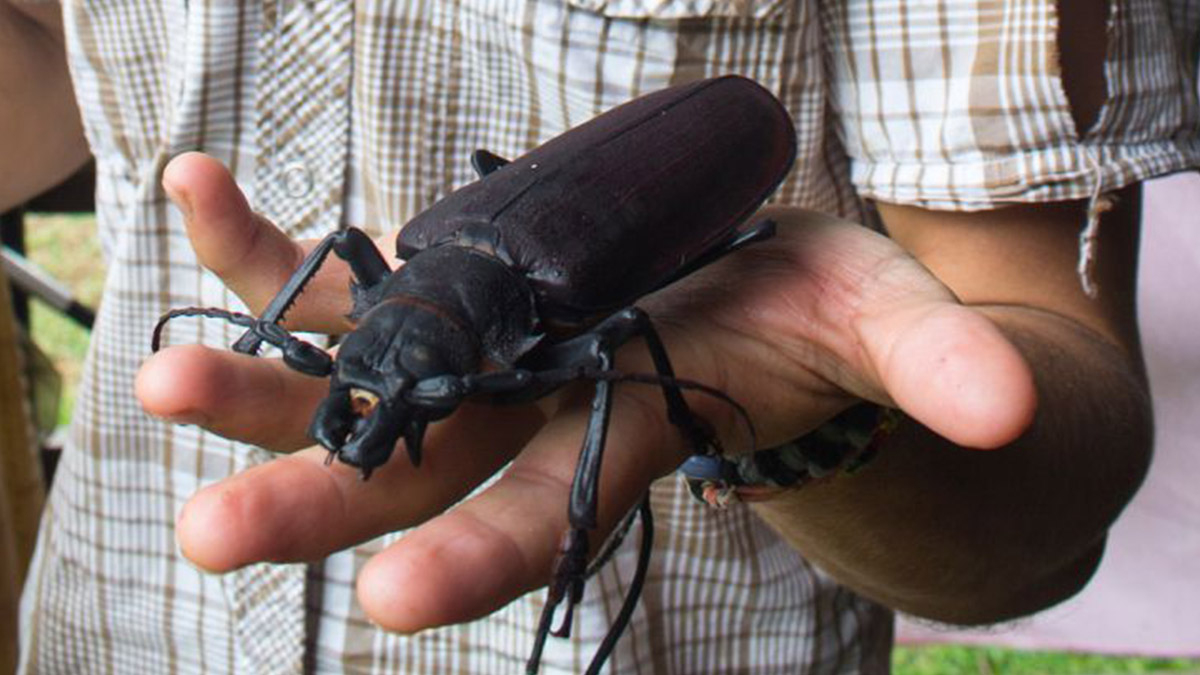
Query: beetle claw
546,528,589,638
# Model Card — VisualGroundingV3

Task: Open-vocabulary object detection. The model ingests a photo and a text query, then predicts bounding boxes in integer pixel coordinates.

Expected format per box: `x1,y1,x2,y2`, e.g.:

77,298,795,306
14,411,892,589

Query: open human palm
136,152,1035,633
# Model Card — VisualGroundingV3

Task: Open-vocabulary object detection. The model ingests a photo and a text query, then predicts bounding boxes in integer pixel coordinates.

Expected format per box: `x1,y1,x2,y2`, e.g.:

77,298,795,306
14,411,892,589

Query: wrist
680,402,902,508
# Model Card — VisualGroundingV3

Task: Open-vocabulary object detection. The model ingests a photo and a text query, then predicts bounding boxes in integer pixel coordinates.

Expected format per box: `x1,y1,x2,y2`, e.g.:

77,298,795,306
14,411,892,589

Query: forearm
0,0,88,212
753,290,1151,625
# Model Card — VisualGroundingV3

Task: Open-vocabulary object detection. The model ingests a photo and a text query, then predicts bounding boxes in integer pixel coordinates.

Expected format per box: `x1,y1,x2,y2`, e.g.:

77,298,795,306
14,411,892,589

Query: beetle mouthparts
349,388,381,417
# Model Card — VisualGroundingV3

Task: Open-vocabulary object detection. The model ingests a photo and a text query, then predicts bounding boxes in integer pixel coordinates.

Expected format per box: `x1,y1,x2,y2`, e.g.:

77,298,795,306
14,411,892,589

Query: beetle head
309,301,480,478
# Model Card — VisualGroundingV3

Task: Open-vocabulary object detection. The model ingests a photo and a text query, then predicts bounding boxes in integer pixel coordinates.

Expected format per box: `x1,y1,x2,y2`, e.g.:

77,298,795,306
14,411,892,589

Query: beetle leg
528,347,614,672
585,307,721,455
553,307,718,525
406,371,541,412
470,149,511,177
243,320,333,377
625,308,721,456
233,227,390,355
549,527,589,637
522,306,725,673
520,307,718,455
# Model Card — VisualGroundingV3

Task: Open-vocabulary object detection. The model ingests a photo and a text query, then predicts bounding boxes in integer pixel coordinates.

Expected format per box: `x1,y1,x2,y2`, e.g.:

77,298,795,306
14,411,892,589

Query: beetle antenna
152,307,259,352
582,369,757,455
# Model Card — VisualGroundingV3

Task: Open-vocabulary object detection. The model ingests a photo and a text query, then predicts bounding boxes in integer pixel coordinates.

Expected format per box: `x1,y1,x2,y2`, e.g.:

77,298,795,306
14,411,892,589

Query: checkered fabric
18,0,1198,673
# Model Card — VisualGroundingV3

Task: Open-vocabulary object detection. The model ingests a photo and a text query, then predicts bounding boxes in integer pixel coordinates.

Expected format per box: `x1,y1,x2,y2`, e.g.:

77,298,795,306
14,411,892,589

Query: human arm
743,0,1151,623
0,0,88,212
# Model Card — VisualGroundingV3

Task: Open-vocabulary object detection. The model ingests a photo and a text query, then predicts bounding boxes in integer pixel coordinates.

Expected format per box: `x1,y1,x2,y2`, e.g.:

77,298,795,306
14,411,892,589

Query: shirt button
282,162,313,197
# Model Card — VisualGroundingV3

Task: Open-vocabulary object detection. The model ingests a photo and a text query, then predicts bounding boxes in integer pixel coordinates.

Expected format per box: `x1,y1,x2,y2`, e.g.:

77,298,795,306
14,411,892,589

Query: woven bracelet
679,402,902,509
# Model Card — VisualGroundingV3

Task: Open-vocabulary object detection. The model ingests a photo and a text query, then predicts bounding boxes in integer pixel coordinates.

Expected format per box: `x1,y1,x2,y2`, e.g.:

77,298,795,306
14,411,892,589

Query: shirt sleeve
823,0,1200,210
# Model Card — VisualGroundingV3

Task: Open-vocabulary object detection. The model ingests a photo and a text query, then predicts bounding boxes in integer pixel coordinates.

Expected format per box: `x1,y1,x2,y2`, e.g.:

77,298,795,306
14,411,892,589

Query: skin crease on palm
134,152,1037,633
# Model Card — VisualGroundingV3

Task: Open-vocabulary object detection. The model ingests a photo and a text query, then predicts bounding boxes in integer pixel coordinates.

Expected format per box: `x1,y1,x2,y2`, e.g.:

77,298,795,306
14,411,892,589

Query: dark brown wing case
397,76,797,323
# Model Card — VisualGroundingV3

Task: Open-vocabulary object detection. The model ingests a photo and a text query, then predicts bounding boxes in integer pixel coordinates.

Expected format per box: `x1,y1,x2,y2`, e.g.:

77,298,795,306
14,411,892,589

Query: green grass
23,211,105,429
893,645,1200,674
19,212,1200,675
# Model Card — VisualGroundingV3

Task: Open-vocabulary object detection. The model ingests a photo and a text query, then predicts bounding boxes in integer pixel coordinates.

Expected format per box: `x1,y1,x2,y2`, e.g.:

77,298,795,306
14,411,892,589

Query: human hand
136,152,1035,633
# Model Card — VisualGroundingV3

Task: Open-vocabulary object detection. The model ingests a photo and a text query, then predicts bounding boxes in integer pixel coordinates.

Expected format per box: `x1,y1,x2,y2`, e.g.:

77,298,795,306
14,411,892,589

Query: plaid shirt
19,0,1198,673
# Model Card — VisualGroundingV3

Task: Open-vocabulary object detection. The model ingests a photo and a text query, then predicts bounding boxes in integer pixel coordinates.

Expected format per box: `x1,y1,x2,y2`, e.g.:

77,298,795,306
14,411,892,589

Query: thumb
855,297,1037,450
759,208,1038,450
161,152,353,332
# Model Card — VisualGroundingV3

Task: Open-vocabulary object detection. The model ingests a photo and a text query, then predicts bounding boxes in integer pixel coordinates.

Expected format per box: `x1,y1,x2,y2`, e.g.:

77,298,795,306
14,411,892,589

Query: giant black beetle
153,75,797,674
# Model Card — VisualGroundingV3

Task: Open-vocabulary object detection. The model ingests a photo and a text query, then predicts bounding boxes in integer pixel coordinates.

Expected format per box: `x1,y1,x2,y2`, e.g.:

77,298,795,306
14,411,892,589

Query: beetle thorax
338,245,538,393
385,244,542,365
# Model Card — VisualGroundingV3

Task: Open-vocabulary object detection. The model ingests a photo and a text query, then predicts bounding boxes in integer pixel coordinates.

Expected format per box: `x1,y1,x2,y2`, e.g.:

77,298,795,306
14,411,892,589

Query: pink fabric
898,171,1200,656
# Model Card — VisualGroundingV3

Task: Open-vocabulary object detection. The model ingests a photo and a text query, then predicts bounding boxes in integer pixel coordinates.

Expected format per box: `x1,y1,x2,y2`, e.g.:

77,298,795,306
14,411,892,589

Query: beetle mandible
153,75,797,674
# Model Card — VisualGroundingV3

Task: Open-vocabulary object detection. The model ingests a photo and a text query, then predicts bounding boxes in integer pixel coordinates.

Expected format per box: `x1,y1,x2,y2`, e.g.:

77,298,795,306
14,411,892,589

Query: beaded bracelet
679,402,902,508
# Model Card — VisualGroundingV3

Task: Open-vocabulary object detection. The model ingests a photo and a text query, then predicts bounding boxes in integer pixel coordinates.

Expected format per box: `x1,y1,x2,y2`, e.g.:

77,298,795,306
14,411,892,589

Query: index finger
162,152,390,333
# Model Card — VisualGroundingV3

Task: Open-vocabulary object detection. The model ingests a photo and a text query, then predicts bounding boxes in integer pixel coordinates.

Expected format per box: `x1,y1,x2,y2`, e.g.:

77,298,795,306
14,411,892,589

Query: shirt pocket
562,0,787,20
